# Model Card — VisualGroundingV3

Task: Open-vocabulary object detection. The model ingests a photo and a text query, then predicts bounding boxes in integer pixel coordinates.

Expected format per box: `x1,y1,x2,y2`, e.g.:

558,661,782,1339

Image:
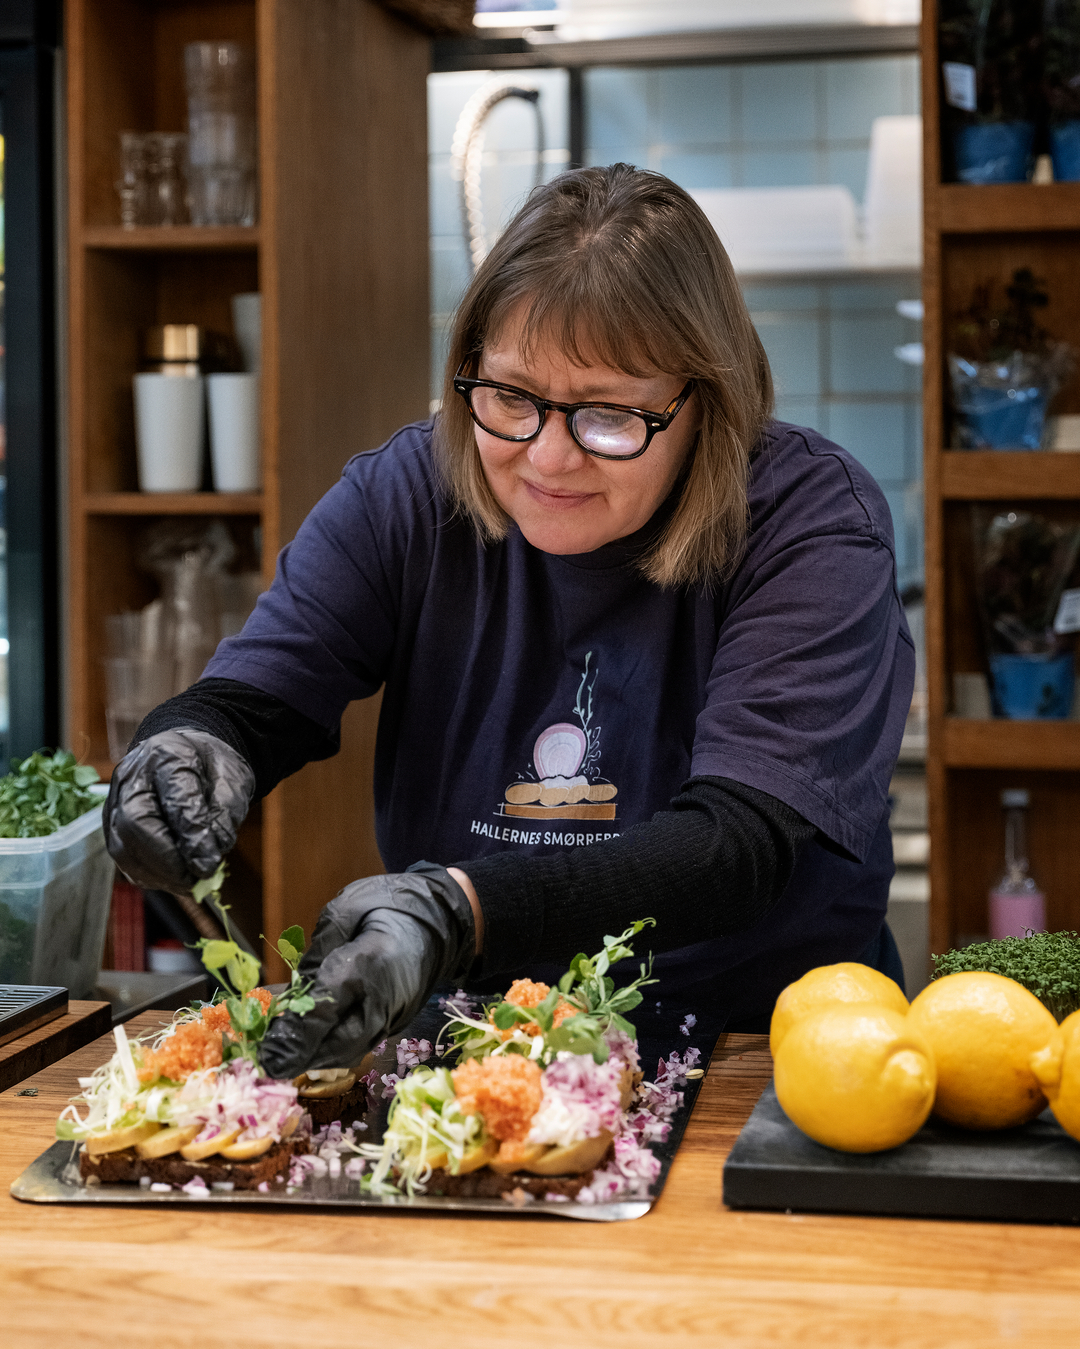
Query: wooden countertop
3,1016,1080,1348
0,1000,111,1092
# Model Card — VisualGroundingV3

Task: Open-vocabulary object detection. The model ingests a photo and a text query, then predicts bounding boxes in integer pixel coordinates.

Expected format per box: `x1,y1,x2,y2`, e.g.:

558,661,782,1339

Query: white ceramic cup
231,291,261,373
133,372,205,492
207,372,260,491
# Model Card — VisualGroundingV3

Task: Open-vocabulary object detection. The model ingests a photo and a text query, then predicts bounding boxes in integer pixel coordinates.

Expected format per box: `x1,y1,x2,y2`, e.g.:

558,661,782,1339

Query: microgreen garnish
0,749,100,838
933,931,1080,1022
276,924,306,970
190,862,318,1061
446,919,657,1066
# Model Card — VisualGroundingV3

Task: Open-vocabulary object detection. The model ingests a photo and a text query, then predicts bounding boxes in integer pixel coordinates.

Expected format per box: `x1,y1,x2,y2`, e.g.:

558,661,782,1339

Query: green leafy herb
277,925,306,970
0,750,100,838
192,865,227,905
932,931,1080,1022
189,862,318,1061
447,919,658,1066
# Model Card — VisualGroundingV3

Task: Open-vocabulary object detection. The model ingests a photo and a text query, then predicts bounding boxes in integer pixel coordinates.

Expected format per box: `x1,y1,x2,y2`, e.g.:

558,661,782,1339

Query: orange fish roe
504,978,551,1009
138,1020,222,1083
495,978,579,1039
451,1054,543,1143
200,987,274,1035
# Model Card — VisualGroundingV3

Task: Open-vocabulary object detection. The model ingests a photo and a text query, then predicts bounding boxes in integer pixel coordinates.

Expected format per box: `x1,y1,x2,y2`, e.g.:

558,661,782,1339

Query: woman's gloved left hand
258,862,476,1080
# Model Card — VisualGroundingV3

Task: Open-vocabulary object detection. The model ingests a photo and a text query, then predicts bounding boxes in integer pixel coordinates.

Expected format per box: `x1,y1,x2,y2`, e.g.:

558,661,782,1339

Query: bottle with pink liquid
989,788,1046,940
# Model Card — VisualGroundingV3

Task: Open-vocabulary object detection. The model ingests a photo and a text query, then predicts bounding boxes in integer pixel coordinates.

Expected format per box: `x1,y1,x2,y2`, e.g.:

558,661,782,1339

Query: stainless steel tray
11,995,723,1222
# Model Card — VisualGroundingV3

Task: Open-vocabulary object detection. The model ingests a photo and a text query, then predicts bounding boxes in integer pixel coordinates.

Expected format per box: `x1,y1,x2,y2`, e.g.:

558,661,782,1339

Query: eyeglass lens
469,385,648,456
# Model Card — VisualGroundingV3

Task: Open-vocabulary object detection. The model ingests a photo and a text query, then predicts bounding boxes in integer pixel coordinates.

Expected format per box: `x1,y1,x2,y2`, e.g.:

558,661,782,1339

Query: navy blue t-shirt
206,418,914,1011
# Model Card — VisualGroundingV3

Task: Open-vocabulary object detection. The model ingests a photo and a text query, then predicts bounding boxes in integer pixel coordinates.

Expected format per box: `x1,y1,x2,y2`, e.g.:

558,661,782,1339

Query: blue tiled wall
429,70,570,401
428,53,924,586
584,55,919,198
744,277,923,584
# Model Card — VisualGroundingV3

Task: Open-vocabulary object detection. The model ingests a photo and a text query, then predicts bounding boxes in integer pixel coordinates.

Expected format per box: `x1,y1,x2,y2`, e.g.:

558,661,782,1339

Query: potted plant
949,268,1074,450
972,506,1080,719
940,0,1042,183
1043,0,1080,179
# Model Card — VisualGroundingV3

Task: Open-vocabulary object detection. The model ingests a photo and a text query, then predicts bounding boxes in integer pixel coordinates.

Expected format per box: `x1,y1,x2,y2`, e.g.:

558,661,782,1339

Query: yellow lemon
1030,1009,1080,1140
770,962,909,1057
908,972,1056,1130
773,1003,935,1152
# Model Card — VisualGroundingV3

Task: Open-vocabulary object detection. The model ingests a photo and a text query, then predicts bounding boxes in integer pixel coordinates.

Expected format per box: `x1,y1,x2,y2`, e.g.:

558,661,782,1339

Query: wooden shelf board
81,225,260,252
943,718,1080,769
935,182,1080,234
940,450,1080,498
82,492,263,515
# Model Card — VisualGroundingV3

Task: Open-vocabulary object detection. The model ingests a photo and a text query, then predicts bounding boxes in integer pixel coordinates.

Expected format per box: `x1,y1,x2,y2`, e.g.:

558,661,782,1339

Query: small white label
1054,587,1080,634
942,62,978,112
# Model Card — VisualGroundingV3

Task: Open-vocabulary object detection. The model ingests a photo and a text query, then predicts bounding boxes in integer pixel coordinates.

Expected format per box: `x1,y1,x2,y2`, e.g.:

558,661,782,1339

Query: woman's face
474,312,701,557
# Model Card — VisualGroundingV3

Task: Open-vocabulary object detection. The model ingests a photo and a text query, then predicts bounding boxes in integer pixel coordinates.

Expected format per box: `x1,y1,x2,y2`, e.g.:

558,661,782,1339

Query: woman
105,165,914,1079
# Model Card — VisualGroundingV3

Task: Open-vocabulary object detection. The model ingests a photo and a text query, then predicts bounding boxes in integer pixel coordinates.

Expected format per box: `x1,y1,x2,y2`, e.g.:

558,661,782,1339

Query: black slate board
723,1081,1080,1225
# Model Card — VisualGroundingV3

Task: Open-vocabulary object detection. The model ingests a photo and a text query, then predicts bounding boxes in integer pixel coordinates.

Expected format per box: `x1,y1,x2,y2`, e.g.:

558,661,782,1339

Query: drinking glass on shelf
115,131,189,228
184,41,257,227
154,133,188,226
102,654,177,763
102,610,177,762
116,132,151,228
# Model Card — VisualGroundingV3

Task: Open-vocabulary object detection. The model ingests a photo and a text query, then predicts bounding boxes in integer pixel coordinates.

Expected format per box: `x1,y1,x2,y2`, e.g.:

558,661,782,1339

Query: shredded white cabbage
57,1031,299,1144
358,1067,485,1195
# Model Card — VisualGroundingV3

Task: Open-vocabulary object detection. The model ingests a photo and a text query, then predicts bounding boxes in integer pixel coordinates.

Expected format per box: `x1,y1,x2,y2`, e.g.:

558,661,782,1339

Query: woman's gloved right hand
104,728,255,897
258,863,477,1080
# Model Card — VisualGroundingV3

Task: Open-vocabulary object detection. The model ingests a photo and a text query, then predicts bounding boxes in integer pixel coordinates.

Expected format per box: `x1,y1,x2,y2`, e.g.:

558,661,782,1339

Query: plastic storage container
0,788,114,996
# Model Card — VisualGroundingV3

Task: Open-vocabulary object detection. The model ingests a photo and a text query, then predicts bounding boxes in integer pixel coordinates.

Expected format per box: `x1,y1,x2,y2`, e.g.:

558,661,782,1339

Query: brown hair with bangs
434,163,774,589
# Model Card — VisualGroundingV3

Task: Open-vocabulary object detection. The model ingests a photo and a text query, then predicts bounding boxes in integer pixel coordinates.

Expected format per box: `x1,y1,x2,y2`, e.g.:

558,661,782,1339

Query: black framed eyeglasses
452,361,695,461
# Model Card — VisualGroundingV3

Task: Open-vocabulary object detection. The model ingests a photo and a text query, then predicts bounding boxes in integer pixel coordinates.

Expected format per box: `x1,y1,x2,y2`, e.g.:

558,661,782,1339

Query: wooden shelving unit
942,721,1080,770
66,0,430,971
83,224,262,250
940,452,1080,498
83,492,264,515
937,181,1080,232
923,1,1080,951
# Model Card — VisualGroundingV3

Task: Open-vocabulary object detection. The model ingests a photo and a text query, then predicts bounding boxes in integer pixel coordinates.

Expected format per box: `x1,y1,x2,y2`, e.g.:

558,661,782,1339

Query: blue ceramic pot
953,121,1035,183
989,652,1074,719
955,383,1047,450
1051,121,1080,181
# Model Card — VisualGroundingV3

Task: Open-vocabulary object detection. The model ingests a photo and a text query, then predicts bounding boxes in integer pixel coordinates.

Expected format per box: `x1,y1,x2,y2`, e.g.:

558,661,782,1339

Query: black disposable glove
258,862,476,1079
104,728,255,896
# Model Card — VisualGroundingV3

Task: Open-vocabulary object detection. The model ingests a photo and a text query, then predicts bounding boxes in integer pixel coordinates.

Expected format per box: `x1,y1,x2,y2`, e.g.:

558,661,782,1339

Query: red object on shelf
108,879,146,972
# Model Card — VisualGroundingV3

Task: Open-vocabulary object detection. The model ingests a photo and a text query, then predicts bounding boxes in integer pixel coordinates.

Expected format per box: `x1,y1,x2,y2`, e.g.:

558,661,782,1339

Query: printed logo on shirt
494,651,619,823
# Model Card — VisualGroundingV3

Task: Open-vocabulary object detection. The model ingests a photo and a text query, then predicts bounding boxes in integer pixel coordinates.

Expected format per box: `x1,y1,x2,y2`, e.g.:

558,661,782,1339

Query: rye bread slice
79,1134,309,1191
421,1168,593,1200
421,1140,615,1201
300,1080,369,1129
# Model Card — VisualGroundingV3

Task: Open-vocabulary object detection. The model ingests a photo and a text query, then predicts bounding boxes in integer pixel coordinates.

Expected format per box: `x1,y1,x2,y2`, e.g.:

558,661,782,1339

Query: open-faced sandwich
58,996,310,1192
294,1063,370,1128
356,919,679,1202
55,878,355,1192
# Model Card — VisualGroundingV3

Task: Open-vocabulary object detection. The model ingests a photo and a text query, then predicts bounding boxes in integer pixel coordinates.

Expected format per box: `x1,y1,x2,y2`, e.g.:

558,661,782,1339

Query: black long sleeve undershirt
459,775,813,976
135,679,816,972
135,677,341,799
